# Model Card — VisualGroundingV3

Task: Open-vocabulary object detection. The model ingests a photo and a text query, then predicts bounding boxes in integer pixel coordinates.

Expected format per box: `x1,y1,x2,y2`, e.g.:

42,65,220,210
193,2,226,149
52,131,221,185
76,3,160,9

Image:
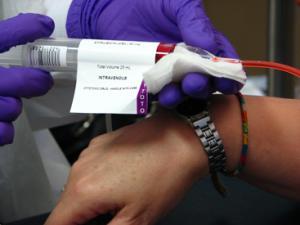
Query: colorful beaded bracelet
227,92,249,176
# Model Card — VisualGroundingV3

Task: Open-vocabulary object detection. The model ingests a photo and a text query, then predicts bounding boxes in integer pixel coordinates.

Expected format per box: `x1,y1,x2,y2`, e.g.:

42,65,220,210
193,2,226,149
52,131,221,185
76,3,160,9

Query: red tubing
241,60,300,78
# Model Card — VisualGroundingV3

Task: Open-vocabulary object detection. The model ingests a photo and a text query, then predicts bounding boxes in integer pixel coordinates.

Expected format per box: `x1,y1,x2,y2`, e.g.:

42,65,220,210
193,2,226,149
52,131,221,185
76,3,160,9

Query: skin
45,95,300,225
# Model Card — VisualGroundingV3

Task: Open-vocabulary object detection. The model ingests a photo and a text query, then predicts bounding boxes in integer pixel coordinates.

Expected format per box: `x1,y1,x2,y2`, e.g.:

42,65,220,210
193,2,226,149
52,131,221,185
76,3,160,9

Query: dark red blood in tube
242,60,300,78
155,43,176,62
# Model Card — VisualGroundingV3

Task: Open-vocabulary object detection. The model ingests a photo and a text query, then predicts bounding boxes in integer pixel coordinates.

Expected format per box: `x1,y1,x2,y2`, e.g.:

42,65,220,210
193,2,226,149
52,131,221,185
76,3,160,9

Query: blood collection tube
0,39,176,72
0,38,299,78
0,39,81,72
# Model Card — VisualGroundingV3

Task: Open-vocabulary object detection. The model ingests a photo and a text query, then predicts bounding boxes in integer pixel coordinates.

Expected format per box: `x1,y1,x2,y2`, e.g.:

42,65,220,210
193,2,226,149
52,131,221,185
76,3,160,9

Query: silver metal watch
187,110,227,174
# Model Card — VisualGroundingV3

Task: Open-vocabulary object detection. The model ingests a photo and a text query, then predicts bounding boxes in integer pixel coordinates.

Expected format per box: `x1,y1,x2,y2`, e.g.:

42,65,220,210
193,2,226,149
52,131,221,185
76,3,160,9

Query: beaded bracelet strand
227,92,249,176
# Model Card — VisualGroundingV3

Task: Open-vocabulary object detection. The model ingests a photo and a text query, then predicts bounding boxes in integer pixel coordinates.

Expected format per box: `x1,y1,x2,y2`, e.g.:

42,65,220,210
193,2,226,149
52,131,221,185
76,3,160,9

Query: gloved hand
67,0,243,108
0,14,55,146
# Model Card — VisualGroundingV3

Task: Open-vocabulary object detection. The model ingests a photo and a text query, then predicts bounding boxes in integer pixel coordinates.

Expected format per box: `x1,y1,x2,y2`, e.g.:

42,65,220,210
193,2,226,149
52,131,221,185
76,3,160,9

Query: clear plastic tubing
0,38,300,78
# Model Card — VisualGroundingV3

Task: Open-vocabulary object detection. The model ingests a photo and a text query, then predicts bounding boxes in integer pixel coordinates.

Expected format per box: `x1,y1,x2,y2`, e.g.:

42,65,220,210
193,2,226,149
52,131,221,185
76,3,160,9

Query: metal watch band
188,110,227,173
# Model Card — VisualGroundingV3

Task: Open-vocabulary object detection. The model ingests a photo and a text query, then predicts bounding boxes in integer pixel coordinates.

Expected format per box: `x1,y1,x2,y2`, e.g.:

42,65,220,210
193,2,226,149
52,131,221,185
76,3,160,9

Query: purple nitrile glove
67,0,243,108
0,14,55,146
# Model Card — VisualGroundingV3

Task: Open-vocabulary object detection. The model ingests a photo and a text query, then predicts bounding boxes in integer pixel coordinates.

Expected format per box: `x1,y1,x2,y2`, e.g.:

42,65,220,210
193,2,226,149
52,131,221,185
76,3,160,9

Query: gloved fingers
213,29,244,94
174,0,217,54
213,29,239,59
158,83,185,108
0,67,54,98
0,122,14,146
213,78,243,95
0,97,22,121
173,0,243,95
181,73,212,99
0,13,55,53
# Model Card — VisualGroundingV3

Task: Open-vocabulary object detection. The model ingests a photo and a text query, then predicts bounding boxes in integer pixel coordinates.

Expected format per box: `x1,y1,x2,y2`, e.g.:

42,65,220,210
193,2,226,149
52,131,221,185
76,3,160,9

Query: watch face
176,98,207,116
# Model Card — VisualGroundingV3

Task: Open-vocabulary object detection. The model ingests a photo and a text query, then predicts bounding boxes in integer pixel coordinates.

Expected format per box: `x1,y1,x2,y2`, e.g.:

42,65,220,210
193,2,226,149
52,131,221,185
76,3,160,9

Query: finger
174,0,243,95
45,180,115,225
45,200,96,225
213,30,244,94
0,67,53,98
0,122,14,146
214,78,243,95
174,0,217,53
0,97,22,121
214,30,239,59
158,83,185,108
0,13,55,53
107,205,146,225
181,73,212,99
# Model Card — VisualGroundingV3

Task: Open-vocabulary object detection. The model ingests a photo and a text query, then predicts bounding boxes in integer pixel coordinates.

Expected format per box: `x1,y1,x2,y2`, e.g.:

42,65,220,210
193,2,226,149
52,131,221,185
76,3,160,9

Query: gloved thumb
0,13,55,53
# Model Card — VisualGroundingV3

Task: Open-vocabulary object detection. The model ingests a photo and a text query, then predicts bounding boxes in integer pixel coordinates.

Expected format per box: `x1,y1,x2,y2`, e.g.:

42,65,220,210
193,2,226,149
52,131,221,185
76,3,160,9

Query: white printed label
28,45,67,68
70,40,159,115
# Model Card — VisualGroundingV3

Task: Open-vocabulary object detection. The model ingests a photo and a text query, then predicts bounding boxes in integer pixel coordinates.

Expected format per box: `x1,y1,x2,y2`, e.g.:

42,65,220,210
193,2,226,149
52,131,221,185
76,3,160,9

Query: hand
0,14,54,146
67,0,243,108
45,110,209,225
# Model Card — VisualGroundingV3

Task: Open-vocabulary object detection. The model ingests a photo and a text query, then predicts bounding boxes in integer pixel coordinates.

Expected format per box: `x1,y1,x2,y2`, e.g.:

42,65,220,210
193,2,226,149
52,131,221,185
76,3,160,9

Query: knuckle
78,149,89,159
69,166,90,195
71,177,96,198
72,180,88,197
71,161,84,173
88,134,109,147
89,137,100,147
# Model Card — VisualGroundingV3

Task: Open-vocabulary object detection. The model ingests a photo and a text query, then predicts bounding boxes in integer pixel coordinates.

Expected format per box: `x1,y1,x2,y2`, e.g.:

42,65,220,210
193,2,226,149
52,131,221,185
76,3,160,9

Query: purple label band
137,81,148,115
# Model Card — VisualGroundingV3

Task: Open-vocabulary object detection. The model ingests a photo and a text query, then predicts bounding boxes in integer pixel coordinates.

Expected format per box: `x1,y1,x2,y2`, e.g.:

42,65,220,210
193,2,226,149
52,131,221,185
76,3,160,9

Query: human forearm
45,95,300,225
209,95,300,199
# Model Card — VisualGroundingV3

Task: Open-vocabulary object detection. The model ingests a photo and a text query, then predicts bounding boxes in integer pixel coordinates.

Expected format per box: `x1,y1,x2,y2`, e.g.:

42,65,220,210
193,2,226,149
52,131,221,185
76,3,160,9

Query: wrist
171,94,244,180
209,95,243,173
153,109,210,180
